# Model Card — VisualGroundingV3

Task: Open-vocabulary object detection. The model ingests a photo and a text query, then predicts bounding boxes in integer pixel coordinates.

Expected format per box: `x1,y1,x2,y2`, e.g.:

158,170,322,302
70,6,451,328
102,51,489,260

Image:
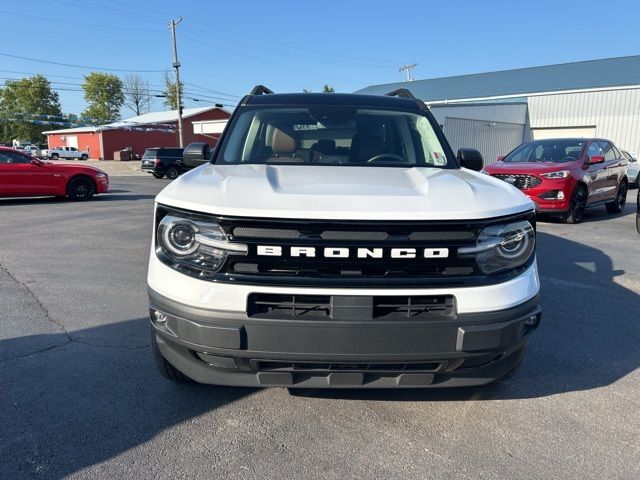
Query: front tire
165,166,179,180
67,176,95,201
80,154,89,160
51,153,59,160
151,331,193,383
606,181,628,213
562,185,588,224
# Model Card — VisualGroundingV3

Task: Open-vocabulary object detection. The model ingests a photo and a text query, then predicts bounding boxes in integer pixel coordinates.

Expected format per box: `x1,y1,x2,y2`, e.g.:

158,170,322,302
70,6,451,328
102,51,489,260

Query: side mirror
497,155,505,161
182,142,211,168
457,148,484,171
30,158,44,166
588,155,605,165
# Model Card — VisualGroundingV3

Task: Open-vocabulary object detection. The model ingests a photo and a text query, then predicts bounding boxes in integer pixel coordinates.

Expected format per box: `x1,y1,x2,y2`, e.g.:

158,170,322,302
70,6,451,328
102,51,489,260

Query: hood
156,164,534,220
486,160,578,174
46,162,106,175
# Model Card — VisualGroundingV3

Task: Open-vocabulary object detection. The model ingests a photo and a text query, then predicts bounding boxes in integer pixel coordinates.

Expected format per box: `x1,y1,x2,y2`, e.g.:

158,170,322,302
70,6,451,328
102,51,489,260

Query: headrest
316,139,336,154
271,128,296,154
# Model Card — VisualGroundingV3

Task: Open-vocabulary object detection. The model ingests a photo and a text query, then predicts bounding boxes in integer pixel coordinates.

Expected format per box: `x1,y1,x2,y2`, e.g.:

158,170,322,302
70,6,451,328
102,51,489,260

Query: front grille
247,293,455,321
221,217,484,286
251,360,445,373
156,206,536,287
492,174,542,190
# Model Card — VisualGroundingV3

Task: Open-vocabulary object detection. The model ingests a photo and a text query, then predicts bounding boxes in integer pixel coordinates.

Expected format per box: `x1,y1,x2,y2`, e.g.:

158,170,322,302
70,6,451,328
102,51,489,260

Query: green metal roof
355,55,640,102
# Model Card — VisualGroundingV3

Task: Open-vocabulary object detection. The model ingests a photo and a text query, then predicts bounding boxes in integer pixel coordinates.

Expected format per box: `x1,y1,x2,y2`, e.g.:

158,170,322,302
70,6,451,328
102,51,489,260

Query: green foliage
0,75,62,144
163,72,184,110
303,85,336,93
82,72,124,123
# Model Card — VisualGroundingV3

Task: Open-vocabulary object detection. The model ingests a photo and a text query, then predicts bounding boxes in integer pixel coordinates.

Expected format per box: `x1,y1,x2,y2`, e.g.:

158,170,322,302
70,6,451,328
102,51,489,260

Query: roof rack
386,88,416,99
250,85,274,95
386,88,430,111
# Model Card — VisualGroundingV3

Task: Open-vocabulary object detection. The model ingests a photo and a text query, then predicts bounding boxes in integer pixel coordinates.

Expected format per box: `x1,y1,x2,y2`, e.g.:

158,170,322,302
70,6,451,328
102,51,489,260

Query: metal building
43,106,230,160
356,55,640,165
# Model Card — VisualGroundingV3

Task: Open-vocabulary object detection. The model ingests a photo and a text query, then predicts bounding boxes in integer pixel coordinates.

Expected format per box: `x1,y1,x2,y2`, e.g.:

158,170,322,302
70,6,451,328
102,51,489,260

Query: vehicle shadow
291,230,640,402
0,318,254,479
0,192,156,205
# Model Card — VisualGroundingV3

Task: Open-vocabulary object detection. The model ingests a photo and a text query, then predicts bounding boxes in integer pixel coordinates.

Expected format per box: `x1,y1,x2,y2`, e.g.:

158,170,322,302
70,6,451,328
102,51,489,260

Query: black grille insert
252,360,444,373
248,293,455,321
492,174,542,190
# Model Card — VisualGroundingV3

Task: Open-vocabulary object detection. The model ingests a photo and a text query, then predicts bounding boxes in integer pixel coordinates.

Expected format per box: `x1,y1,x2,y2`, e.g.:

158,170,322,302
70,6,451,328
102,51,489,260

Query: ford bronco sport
147,86,541,388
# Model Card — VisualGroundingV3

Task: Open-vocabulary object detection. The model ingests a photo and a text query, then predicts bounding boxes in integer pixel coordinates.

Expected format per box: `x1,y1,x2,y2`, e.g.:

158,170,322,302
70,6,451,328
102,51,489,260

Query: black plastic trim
154,204,536,288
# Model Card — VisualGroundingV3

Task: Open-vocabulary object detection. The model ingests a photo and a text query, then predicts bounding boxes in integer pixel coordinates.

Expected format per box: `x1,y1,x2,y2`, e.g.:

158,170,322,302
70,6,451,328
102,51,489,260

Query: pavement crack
0,341,71,364
0,260,72,340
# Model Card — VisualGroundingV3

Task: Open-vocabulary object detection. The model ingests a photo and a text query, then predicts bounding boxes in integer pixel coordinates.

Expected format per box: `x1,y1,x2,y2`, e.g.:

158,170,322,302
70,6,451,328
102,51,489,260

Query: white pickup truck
42,146,89,160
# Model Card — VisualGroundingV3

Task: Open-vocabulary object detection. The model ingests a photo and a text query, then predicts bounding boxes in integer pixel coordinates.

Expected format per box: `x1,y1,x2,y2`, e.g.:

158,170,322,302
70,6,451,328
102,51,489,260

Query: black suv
141,147,185,179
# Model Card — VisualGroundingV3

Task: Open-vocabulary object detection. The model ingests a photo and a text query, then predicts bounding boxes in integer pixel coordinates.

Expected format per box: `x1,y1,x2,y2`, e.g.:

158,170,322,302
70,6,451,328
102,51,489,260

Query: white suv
147,86,541,388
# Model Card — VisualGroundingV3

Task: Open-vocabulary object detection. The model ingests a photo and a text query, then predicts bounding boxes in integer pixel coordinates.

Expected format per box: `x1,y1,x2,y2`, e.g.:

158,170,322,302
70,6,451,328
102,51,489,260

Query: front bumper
96,177,109,193
149,288,540,388
141,162,161,174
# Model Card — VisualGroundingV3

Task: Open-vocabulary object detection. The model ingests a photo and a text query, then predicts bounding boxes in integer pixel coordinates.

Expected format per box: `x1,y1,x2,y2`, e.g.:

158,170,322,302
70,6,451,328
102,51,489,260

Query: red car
0,147,109,200
485,138,629,223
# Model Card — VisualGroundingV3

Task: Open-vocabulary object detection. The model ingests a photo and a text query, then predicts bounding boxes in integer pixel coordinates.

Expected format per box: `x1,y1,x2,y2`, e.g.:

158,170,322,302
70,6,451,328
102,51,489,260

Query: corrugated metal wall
528,88,640,155
443,118,525,166
430,104,528,126
430,103,528,165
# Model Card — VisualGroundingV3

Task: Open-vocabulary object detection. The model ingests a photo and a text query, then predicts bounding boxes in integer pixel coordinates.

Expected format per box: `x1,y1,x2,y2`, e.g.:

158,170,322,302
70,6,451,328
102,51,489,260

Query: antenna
399,63,418,82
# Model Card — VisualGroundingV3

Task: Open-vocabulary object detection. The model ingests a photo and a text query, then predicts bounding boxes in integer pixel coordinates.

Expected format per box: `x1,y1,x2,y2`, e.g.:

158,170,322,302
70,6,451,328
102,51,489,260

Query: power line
183,82,241,99
0,52,166,73
0,70,242,100
178,32,367,86
0,9,163,33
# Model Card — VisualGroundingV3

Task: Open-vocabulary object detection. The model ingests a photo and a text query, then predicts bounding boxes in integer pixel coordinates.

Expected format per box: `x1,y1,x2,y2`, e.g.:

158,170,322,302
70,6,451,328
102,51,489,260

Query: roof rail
249,85,274,95
386,88,416,99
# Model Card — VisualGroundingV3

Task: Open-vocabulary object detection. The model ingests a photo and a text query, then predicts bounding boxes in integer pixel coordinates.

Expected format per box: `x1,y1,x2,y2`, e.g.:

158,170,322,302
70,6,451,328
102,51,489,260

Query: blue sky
2,0,639,116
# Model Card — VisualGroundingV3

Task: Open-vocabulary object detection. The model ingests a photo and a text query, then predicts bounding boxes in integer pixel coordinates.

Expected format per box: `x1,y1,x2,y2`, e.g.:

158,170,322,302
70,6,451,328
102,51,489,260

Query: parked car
485,138,629,223
41,146,89,160
147,86,541,388
23,145,41,157
0,147,108,200
621,150,639,187
140,147,186,179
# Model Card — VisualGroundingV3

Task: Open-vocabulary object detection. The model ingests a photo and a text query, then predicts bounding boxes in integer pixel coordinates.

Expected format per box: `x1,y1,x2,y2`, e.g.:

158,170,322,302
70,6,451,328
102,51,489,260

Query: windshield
504,139,586,164
216,107,452,168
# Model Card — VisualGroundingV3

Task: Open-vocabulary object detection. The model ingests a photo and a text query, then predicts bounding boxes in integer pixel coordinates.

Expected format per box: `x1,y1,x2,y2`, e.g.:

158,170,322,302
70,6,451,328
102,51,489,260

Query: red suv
484,138,629,223
0,147,109,200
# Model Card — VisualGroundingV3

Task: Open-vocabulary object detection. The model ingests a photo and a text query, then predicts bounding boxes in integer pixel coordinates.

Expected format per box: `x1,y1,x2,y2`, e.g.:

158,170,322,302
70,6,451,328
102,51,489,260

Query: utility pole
399,63,418,82
169,17,184,147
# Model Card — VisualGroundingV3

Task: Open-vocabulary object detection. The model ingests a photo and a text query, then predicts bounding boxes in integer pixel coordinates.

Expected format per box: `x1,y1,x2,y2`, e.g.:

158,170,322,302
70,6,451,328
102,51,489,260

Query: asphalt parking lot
1,177,638,480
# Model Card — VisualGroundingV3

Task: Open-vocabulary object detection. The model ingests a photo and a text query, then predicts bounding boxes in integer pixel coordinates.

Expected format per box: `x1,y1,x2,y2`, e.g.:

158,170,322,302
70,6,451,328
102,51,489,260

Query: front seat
267,128,310,163
349,133,384,163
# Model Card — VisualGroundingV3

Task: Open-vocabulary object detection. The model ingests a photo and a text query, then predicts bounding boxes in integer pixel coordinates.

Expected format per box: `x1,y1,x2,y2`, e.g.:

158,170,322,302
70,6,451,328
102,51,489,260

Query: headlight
96,172,108,178
459,220,535,274
540,170,570,179
156,214,247,276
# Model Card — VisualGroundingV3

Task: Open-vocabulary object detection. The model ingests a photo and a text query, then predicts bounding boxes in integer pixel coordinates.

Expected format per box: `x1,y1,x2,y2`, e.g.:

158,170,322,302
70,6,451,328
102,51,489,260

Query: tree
162,72,184,110
0,75,62,144
82,72,124,123
123,74,151,116
303,85,335,93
